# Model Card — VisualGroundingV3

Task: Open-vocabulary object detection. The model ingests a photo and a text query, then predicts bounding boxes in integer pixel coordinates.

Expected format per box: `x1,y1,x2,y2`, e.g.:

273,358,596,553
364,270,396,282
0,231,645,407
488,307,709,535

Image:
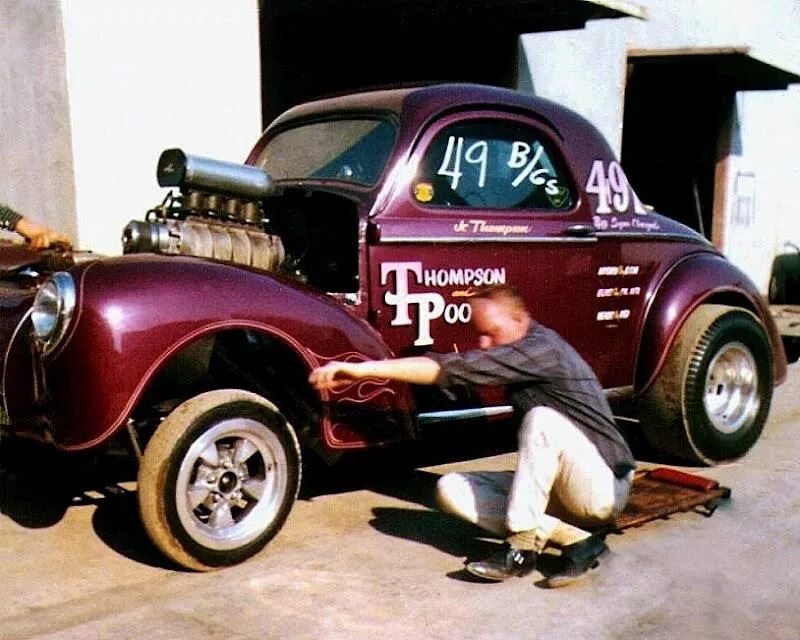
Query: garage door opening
259,4,518,124
259,0,646,124
621,49,800,246
621,60,733,241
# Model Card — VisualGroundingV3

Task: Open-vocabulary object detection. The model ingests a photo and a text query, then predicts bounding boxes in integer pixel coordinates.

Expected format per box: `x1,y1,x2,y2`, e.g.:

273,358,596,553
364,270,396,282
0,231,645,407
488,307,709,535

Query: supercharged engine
122,149,285,272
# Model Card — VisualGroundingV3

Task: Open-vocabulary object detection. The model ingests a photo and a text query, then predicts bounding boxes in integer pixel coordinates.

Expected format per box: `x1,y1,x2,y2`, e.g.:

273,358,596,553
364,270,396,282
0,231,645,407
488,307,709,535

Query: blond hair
469,284,529,317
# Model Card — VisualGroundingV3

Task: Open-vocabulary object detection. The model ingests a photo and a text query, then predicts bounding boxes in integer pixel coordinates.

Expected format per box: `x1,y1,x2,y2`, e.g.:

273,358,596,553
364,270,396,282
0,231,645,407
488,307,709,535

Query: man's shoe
542,533,609,588
465,545,536,582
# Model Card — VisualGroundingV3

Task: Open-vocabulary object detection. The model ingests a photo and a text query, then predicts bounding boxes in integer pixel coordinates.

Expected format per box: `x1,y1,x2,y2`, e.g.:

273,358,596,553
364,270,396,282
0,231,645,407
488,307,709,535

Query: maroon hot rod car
0,84,786,570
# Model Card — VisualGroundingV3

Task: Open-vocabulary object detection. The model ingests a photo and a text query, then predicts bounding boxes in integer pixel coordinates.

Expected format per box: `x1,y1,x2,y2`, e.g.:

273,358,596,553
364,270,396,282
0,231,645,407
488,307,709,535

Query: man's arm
309,356,441,391
14,217,71,249
1,203,71,249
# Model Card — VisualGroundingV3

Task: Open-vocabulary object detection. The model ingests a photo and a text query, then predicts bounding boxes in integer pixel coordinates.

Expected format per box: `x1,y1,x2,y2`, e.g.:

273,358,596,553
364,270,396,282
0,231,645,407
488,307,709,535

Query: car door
368,111,606,371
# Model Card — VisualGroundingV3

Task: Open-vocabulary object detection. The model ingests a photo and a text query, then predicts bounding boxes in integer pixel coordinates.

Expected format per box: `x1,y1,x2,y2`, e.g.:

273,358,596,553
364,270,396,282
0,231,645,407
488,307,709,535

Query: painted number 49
585,160,647,215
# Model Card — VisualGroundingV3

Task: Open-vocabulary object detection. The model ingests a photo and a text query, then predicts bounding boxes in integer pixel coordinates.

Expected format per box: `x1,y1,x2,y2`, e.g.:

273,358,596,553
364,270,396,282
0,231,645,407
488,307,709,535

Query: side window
415,119,574,211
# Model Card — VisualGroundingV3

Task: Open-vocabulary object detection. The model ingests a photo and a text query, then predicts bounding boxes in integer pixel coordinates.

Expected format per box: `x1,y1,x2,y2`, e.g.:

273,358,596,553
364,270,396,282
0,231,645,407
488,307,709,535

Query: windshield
256,118,397,186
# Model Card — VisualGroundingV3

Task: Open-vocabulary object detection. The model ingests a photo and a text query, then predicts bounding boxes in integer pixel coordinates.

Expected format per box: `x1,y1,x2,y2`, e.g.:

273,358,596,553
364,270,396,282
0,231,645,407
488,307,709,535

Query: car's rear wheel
639,304,773,464
138,389,301,571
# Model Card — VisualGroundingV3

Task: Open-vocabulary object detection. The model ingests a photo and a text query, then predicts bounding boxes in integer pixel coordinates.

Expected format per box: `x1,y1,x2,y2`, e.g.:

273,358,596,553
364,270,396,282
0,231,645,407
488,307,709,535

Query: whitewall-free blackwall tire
138,389,301,571
640,304,773,464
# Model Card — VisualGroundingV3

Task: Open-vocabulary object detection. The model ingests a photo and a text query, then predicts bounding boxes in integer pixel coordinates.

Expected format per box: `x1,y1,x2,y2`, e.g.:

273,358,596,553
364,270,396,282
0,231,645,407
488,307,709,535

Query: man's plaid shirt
429,323,635,477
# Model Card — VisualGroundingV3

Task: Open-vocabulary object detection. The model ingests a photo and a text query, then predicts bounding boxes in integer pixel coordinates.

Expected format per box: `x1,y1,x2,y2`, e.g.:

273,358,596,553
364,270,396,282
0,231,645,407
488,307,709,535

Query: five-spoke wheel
138,389,301,571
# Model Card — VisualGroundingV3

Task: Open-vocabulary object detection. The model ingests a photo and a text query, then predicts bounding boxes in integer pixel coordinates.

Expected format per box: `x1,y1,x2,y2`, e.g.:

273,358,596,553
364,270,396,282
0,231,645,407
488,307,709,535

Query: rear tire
639,304,773,464
138,389,301,571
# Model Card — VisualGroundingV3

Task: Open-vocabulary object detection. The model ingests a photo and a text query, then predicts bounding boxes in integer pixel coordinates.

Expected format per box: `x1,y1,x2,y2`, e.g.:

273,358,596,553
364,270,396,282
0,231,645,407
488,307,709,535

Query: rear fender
635,253,786,395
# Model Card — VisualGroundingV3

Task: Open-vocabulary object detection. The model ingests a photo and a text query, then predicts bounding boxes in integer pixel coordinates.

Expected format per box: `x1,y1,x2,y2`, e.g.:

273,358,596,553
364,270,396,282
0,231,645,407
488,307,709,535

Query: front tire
640,304,773,464
138,389,301,571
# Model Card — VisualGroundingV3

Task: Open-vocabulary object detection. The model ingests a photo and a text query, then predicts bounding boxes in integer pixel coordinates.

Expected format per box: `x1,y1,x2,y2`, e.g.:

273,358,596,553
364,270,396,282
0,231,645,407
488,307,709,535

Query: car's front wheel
138,389,301,571
639,304,773,464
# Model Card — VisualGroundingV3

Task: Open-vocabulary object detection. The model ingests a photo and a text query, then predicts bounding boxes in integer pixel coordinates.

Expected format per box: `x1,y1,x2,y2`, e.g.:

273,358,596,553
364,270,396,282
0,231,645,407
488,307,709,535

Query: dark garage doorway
621,59,733,241
259,2,519,124
258,0,647,125
621,49,800,245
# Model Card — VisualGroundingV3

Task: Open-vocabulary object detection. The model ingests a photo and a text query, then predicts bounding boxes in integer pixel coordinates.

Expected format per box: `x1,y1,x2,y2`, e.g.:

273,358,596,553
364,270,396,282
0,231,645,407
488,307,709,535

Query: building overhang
275,0,646,33
628,47,800,91
427,0,648,33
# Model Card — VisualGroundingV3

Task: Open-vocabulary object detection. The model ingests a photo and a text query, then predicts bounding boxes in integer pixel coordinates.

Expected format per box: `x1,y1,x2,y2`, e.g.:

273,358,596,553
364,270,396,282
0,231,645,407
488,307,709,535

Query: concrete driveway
2,365,800,640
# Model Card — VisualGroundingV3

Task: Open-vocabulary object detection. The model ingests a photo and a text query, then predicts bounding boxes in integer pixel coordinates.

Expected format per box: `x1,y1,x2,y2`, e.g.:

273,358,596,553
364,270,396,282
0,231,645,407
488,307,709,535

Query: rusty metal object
612,469,731,531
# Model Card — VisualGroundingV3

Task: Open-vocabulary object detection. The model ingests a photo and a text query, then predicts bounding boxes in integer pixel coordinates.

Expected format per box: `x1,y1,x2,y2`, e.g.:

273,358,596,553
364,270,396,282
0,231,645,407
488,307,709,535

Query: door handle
563,224,596,238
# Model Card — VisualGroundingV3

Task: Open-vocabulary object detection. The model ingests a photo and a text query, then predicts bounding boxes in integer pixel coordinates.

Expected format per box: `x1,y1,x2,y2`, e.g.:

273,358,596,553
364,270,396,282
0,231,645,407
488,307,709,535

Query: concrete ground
2,365,800,640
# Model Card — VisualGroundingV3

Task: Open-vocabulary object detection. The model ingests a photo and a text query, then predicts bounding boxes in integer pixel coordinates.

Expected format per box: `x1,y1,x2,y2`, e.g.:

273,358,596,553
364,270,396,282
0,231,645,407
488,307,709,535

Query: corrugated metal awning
628,47,800,91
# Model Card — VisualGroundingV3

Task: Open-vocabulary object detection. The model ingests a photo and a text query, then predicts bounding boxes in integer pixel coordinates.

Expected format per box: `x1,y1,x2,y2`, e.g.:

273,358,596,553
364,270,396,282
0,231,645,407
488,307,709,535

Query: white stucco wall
519,25,629,154
0,1,77,242
521,0,800,153
699,86,800,290
519,0,800,291
60,0,262,255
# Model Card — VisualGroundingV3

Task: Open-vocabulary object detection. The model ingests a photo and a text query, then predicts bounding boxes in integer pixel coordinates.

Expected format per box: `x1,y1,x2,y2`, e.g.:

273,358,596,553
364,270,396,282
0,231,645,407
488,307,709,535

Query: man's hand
309,361,362,391
309,356,441,392
15,217,72,250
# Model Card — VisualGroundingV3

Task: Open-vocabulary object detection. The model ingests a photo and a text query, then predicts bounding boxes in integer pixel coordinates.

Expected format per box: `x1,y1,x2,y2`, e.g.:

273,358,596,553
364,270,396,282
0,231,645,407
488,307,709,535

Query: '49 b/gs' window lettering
416,120,574,211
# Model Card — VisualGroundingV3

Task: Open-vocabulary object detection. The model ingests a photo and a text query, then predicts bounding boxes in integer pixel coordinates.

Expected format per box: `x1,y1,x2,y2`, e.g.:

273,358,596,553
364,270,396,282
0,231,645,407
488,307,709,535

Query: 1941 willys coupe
0,84,786,570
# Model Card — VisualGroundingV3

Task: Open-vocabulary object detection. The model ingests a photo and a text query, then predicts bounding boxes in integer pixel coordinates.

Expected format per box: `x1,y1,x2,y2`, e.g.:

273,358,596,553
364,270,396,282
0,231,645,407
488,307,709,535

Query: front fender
43,255,411,450
636,253,787,395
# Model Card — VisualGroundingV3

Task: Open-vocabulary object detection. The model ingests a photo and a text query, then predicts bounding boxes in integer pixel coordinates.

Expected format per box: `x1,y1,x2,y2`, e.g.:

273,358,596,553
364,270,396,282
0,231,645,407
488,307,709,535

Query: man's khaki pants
436,406,634,551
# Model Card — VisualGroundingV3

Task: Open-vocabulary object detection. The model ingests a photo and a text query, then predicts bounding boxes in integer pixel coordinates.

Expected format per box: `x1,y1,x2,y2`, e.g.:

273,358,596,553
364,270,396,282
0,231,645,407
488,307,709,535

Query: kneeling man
310,285,635,587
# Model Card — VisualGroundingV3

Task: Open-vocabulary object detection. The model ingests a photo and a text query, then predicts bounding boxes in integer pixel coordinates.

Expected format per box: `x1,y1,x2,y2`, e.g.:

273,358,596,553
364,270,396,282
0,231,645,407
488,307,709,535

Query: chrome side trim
379,236,597,244
417,405,514,424
417,388,632,426
380,232,706,245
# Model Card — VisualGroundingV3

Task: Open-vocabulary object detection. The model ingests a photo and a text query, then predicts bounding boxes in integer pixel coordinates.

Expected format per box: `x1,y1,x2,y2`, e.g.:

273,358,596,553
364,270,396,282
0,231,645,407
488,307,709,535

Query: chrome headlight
31,272,76,355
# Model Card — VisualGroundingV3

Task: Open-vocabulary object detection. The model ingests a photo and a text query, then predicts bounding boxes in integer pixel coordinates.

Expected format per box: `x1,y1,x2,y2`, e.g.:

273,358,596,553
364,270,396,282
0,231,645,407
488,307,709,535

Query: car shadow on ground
370,510,571,583
308,416,697,583
0,439,79,527
300,418,519,500
0,414,688,571
0,438,175,569
90,488,183,570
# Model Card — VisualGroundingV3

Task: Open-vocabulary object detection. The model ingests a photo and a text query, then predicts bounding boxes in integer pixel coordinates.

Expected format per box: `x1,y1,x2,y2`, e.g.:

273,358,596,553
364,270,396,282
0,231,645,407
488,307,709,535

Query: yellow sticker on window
414,182,434,203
